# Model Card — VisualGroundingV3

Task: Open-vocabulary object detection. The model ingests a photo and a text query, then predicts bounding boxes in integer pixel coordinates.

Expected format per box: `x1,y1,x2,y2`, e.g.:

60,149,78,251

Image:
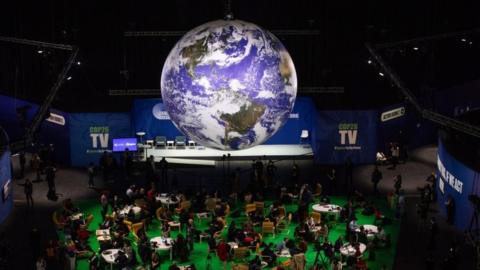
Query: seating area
53,191,400,270
149,135,195,150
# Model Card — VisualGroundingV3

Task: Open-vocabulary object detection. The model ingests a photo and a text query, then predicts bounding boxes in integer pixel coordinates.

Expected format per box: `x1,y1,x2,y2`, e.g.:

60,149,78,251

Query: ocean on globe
161,19,297,150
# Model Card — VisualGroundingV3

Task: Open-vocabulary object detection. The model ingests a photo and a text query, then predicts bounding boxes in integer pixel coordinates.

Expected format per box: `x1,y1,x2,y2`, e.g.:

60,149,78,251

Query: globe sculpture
161,19,297,150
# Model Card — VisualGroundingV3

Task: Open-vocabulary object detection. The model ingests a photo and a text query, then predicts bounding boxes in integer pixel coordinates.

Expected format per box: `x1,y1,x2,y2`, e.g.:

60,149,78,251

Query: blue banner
436,138,480,230
0,95,70,164
132,99,183,141
313,111,378,164
0,149,13,224
69,113,132,167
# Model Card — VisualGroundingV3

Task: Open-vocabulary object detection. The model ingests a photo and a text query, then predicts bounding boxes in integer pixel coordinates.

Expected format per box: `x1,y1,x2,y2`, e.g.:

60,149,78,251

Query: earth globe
161,19,297,150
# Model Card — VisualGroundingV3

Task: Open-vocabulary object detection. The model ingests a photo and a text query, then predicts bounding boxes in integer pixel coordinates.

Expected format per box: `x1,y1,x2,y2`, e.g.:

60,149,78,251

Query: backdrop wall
436,138,480,230
69,113,132,167
313,110,378,164
0,149,13,224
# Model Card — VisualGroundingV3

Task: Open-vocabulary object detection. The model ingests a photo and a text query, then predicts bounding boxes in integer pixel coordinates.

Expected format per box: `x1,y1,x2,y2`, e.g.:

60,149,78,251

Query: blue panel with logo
69,113,132,167
0,149,13,224
313,111,378,164
132,99,183,141
436,138,480,230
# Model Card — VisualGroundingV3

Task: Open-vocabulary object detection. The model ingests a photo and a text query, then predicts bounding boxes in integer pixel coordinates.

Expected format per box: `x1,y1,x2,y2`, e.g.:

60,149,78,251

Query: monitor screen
112,138,138,152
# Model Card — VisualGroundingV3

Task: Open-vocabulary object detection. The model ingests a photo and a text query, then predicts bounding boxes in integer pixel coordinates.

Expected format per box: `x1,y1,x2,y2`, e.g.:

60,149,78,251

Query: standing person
24,178,33,208
266,160,276,187
159,157,168,190
216,239,228,270
394,174,402,195
87,162,95,188
427,217,438,250
45,162,57,194
291,162,299,184
31,153,42,182
445,196,455,225
19,151,26,179
371,165,382,196
100,192,109,219
327,168,337,195
345,157,353,191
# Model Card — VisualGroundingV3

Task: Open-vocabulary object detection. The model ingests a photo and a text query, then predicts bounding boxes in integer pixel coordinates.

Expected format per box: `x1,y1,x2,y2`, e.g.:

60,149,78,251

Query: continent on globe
161,19,297,150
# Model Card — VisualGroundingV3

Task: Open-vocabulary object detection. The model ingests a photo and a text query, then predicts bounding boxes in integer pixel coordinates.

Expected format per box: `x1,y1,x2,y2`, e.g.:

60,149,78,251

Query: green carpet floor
56,197,399,270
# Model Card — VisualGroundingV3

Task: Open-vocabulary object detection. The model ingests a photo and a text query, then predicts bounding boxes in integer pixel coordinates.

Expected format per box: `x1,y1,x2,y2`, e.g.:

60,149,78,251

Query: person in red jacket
216,239,229,270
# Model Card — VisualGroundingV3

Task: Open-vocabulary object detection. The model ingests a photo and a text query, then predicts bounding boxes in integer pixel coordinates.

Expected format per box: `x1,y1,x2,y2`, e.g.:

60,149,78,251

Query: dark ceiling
0,0,479,112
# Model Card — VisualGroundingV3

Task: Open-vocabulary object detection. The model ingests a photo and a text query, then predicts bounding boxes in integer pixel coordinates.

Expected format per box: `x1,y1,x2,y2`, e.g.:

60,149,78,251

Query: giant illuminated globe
161,19,297,150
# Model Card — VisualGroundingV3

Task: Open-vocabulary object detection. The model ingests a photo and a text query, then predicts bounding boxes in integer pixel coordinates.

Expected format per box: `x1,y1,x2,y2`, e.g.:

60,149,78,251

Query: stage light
378,72,385,77
367,59,372,64
413,47,419,51
66,76,72,81
76,61,81,65
461,38,467,42
469,41,473,45
37,49,44,54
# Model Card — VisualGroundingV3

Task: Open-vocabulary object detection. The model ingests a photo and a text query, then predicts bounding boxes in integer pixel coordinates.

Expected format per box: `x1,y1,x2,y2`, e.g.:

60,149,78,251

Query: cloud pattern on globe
161,20,297,150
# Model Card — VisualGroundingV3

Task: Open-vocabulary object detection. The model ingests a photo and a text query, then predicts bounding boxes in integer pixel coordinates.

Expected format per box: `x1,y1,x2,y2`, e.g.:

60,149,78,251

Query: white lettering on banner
438,177,445,194
289,113,299,119
339,130,348,145
381,107,405,122
90,133,109,148
347,130,358,145
437,156,463,194
336,122,361,150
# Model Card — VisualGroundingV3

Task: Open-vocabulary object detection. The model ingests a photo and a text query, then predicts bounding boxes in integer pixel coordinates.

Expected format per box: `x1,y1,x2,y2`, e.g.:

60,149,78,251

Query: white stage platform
140,144,313,165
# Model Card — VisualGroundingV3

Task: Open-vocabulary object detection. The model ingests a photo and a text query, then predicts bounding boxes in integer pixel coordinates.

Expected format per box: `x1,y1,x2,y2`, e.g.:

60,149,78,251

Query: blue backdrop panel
436,138,480,230
132,99,183,141
313,111,378,164
0,150,13,224
264,97,317,145
69,113,132,167
0,95,70,164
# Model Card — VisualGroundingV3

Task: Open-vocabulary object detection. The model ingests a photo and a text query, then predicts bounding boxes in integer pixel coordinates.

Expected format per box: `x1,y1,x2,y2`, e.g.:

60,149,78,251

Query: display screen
2,179,11,202
112,138,137,152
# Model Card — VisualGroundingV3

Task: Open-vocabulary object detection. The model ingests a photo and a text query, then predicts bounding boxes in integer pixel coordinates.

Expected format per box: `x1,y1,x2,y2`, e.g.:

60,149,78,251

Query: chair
291,253,306,270
84,214,94,227
175,200,191,214
232,263,249,270
300,130,309,145
52,212,65,229
175,136,186,148
155,136,166,148
156,207,166,221
188,140,196,149
254,201,265,215
245,203,256,216
131,222,144,241
167,140,174,149
232,247,249,262
205,198,217,213
262,219,275,237
123,220,133,232
311,212,321,224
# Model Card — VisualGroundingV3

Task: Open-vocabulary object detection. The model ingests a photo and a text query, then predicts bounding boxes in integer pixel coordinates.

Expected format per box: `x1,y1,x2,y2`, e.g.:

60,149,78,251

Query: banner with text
0,149,13,224
313,111,378,164
69,113,132,166
436,138,480,230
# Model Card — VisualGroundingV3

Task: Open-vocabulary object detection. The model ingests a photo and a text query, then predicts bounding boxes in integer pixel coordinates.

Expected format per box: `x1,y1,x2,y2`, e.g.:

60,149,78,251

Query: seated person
249,255,262,270
334,236,343,253
357,226,368,244
100,216,114,229
376,152,387,165
174,234,190,262
268,201,282,222
261,243,277,267
151,252,160,270
161,220,171,237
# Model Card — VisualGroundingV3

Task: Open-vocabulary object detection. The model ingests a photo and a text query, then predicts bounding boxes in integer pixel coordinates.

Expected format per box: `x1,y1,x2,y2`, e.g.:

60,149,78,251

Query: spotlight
378,72,385,77
76,61,81,66
367,60,372,64
461,38,467,42
66,76,72,81
37,49,44,54
413,47,419,51
469,41,473,45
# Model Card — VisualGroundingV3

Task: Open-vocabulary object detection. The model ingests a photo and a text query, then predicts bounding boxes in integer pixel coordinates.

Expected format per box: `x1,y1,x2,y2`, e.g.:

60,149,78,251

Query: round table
101,249,128,270
156,195,180,205
312,204,342,214
339,243,366,257
118,205,142,217
150,236,174,260
355,224,378,240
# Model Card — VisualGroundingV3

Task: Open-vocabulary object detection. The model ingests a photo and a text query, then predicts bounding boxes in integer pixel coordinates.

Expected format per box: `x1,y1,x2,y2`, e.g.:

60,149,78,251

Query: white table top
118,205,142,216
340,243,366,257
312,204,342,213
96,229,110,236
228,242,239,249
276,249,291,258
101,249,128,264
70,213,83,221
150,236,173,251
355,224,378,240
156,195,180,205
